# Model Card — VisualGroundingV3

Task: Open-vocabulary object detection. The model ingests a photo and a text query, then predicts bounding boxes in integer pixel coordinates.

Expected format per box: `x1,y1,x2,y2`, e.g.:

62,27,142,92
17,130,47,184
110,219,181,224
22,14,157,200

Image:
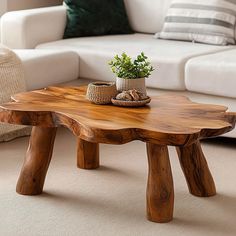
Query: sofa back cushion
124,0,172,33
63,0,133,38
155,0,236,46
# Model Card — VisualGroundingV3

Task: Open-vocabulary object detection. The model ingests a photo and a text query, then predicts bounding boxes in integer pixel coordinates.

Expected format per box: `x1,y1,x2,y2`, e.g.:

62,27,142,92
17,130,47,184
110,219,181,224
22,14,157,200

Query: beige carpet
0,128,236,236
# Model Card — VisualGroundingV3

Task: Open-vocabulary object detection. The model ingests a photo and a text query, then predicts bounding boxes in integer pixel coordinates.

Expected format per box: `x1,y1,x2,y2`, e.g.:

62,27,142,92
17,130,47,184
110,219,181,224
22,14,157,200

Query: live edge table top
0,86,235,146
1,85,236,223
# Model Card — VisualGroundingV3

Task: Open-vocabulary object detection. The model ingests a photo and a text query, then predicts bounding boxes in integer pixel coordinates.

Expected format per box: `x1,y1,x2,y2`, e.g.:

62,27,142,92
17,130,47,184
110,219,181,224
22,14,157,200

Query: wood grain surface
146,143,174,223
0,86,234,146
16,127,57,195
77,138,99,169
176,141,216,197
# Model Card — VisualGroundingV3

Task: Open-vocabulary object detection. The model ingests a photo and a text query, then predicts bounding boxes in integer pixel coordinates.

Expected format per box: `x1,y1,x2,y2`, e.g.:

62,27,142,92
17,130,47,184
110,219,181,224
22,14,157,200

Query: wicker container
86,82,118,104
116,77,147,95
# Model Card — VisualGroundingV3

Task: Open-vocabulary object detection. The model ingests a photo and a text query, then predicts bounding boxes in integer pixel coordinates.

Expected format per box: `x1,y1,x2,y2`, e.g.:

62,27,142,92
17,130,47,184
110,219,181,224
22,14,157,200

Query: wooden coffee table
0,86,235,223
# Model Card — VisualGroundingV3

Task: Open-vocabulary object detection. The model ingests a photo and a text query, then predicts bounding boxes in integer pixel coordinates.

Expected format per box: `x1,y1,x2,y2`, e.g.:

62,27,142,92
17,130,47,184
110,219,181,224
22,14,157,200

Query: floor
0,128,236,236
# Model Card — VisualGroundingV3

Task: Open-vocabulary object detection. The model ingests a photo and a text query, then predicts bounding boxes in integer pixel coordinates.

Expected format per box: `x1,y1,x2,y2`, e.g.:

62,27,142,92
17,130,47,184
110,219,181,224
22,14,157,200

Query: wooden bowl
111,97,151,107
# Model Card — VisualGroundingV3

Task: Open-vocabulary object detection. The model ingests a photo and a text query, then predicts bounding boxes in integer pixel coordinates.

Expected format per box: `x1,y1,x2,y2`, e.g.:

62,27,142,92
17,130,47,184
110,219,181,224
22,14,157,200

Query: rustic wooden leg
176,141,216,197
77,138,99,169
16,126,57,195
146,143,174,223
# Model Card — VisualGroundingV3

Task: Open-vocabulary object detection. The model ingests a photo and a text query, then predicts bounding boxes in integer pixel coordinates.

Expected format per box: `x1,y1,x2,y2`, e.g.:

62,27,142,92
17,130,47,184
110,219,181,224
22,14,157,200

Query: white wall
7,0,63,11
0,0,62,15
0,1,7,15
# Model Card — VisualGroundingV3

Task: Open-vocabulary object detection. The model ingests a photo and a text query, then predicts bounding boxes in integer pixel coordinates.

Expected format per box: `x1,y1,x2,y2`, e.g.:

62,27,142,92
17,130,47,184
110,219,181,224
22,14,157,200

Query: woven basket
0,45,31,142
86,82,118,104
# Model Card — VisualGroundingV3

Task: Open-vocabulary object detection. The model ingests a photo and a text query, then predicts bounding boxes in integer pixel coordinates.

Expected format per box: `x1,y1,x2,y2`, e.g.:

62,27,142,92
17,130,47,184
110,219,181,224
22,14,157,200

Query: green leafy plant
108,52,154,79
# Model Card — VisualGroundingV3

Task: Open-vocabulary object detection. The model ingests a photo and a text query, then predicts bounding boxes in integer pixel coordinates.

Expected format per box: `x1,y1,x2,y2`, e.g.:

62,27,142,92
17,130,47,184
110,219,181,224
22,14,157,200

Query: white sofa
15,49,79,90
1,0,236,137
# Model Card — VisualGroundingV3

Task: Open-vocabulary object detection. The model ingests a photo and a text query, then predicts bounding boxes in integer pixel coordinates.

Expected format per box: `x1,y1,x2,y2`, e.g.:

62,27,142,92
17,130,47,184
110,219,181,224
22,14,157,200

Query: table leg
77,138,99,169
176,141,216,197
16,127,57,195
146,143,174,223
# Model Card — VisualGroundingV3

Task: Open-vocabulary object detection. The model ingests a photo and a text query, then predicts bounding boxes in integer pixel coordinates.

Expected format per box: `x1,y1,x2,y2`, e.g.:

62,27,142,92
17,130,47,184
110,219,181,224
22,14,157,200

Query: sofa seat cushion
15,50,79,90
36,33,230,90
185,49,236,98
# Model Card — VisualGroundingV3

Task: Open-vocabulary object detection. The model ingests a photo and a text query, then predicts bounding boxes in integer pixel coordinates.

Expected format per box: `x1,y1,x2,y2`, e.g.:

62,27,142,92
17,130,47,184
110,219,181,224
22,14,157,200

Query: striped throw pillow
155,0,236,45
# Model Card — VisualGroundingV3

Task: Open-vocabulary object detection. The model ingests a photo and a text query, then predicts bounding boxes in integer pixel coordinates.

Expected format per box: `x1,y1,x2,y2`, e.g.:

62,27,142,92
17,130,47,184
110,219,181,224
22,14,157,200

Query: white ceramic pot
116,77,147,95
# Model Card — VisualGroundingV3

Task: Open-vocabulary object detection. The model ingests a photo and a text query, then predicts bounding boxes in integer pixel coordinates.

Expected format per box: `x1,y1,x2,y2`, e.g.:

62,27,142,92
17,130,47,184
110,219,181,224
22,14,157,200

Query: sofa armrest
0,6,67,49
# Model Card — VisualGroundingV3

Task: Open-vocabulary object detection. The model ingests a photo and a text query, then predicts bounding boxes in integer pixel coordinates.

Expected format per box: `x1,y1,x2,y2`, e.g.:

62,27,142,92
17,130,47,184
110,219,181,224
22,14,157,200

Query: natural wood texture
0,86,234,146
146,143,174,223
16,127,57,195
0,85,235,223
77,138,99,169
176,141,216,197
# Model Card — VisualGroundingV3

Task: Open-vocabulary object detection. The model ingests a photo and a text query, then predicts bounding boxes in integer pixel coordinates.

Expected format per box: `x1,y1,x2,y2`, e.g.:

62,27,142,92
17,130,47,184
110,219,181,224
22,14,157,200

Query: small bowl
86,82,118,104
111,97,151,107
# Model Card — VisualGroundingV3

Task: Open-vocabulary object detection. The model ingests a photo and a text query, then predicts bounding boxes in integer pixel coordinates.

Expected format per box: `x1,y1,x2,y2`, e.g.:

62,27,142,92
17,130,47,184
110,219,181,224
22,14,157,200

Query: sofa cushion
63,0,133,38
155,0,236,46
185,49,236,98
124,0,172,34
15,50,79,90
36,34,231,90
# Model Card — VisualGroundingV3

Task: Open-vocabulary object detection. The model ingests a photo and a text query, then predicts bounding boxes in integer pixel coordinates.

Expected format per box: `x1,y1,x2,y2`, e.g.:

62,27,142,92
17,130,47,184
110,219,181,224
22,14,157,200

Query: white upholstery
185,49,236,98
124,0,172,33
1,6,66,49
15,50,79,90
0,1,173,49
1,2,235,49
37,34,231,90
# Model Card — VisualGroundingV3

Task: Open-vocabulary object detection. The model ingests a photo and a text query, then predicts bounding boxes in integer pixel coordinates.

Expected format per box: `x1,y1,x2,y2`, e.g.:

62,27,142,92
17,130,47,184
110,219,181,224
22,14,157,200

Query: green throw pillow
63,0,133,38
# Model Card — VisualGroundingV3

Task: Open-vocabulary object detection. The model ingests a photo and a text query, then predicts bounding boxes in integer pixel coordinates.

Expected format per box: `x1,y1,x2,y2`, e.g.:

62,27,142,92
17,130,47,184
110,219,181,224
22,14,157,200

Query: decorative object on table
0,45,31,142
155,0,236,46
111,89,151,107
63,0,133,39
112,97,151,107
86,81,118,104
108,52,154,95
116,89,147,101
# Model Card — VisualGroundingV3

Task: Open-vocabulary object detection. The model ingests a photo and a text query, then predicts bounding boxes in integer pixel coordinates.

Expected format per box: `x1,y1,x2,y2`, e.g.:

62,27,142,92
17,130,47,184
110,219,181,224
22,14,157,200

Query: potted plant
108,52,154,95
